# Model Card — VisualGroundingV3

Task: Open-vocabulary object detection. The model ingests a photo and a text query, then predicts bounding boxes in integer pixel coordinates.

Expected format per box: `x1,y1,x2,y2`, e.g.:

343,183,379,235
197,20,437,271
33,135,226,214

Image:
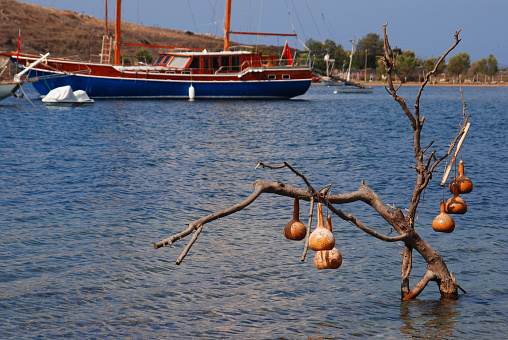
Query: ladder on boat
100,35,113,64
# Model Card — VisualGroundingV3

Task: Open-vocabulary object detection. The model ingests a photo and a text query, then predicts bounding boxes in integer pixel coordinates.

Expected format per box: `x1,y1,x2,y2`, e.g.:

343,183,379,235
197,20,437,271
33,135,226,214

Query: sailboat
320,54,342,86
0,53,49,101
0,1,312,99
333,37,373,94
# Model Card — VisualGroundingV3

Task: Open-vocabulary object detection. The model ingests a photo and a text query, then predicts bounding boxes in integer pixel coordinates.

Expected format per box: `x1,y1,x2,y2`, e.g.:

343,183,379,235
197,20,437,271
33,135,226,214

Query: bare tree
154,24,470,300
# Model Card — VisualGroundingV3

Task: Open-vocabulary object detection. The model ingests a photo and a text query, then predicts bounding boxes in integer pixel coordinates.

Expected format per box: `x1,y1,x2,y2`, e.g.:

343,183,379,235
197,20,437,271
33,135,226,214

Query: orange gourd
432,201,456,233
283,198,307,241
314,248,343,270
446,184,468,214
314,214,342,269
449,160,473,194
309,203,335,251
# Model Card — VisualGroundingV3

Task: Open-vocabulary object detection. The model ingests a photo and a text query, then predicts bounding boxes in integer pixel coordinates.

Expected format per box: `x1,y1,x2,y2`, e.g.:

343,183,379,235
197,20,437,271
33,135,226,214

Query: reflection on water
400,299,459,339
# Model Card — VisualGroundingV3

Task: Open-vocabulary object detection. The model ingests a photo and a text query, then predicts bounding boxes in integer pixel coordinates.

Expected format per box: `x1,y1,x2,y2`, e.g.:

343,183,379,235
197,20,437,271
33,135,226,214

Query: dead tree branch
156,175,411,264
154,185,265,250
381,24,466,300
440,81,472,185
154,25,468,301
301,196,314,262
402,270,437,300
382,23,417,130
324,200,408,243
401,245,413,297
382,23,467,225
176,225,203,265
415,30,461,119
256,161,316,194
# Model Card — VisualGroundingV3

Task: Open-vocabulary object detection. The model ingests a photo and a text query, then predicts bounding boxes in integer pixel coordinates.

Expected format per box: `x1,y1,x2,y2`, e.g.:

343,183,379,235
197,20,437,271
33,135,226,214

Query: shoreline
313,81,507,87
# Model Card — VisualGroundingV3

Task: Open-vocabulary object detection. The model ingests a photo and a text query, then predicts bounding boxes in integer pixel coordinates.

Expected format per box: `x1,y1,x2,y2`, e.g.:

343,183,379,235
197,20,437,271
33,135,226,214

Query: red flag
282,40,293,66
16,29,20,61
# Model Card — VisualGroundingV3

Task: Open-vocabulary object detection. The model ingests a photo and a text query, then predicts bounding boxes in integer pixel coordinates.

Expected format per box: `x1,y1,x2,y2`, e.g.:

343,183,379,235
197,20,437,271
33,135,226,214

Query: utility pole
365,49,367,82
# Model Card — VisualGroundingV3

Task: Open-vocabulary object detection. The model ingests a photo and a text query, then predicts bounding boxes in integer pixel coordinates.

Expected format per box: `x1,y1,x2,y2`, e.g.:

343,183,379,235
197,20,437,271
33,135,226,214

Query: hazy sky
18,0,507,65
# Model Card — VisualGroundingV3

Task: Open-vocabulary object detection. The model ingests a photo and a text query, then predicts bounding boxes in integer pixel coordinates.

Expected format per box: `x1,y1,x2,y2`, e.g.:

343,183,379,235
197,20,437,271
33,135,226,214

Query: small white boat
0,81,20,101
42,85,95,106
320,77,344,87
0,61,20,101
0,53,50,101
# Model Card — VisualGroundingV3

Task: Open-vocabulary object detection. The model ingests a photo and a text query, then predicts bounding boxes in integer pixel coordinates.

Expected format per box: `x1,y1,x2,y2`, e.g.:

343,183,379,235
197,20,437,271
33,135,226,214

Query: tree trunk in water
403,229,458,299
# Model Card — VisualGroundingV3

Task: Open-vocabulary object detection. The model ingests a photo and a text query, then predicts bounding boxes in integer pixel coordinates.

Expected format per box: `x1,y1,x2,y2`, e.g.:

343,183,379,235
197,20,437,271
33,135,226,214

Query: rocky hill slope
0,0,271,63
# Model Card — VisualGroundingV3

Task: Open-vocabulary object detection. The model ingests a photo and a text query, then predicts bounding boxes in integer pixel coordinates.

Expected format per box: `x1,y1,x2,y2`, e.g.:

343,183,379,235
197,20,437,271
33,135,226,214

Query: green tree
306,38,320,52
376,57,386,80
353,33,383,69
306,38,347,72
135,48,153,64
120,56,131,64
423,57,445,75
396,50,417,81
447,52,470,77
470,58,487,82
306,38,326,71
486,54,498,77
470,58,486,75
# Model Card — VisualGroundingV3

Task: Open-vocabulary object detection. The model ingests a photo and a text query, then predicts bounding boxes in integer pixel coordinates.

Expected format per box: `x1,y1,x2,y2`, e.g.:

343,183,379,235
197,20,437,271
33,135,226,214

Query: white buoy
188,84,195,101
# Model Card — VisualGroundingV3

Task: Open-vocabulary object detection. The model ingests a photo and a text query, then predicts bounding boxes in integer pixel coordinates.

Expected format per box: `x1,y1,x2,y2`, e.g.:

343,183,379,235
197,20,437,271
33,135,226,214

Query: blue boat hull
29,71,311,99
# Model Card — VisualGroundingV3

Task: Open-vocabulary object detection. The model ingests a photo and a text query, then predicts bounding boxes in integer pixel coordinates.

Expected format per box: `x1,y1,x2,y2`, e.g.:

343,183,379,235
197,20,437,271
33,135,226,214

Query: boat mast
114,0,121,65
105,0,108,36
222,0,296,52
224,0,232,51
347,36,355,82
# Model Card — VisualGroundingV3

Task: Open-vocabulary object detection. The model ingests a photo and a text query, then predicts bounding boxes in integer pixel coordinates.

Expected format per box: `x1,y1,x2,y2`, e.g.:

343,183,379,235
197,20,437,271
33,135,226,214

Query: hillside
0,0,275,63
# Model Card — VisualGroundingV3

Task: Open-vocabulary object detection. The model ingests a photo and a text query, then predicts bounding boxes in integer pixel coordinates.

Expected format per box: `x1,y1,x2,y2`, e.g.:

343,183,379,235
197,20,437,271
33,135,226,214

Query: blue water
1,85,507,339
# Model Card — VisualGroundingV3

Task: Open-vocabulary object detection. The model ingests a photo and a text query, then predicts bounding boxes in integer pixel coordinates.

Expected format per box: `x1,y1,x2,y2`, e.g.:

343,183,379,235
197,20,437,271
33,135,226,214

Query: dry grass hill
0,0,276,63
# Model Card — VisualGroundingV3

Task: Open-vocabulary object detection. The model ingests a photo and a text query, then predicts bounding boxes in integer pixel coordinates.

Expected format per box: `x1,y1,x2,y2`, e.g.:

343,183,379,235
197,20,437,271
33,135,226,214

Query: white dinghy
42,86,94,106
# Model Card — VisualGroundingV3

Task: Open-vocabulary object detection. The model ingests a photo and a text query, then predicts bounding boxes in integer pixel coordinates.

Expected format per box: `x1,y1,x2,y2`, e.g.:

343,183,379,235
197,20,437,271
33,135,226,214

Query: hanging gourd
446,184,468,214
314,213,342,269
283,198,307,241
449,160,473,194
314,248,343,270
432,201,456,233
309,203,335,251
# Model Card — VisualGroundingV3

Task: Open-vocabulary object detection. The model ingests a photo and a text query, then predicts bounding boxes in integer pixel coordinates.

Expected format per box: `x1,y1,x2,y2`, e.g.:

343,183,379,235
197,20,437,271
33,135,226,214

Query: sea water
1,85,507,339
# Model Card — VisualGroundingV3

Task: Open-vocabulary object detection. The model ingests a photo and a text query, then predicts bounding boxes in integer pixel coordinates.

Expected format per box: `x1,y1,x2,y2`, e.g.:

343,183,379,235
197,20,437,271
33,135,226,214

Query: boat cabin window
156,55,171,66
168,56,190,68
232,56,240,71
282,74,290,80
221,56,230,71
202,58,210,70
268,74,276,80
161,56,171,65
188,57,200,69
212,57,219,70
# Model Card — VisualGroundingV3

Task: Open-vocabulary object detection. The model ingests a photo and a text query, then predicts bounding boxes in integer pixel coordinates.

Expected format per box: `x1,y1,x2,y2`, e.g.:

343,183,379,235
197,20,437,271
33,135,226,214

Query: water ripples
1,85,507,338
